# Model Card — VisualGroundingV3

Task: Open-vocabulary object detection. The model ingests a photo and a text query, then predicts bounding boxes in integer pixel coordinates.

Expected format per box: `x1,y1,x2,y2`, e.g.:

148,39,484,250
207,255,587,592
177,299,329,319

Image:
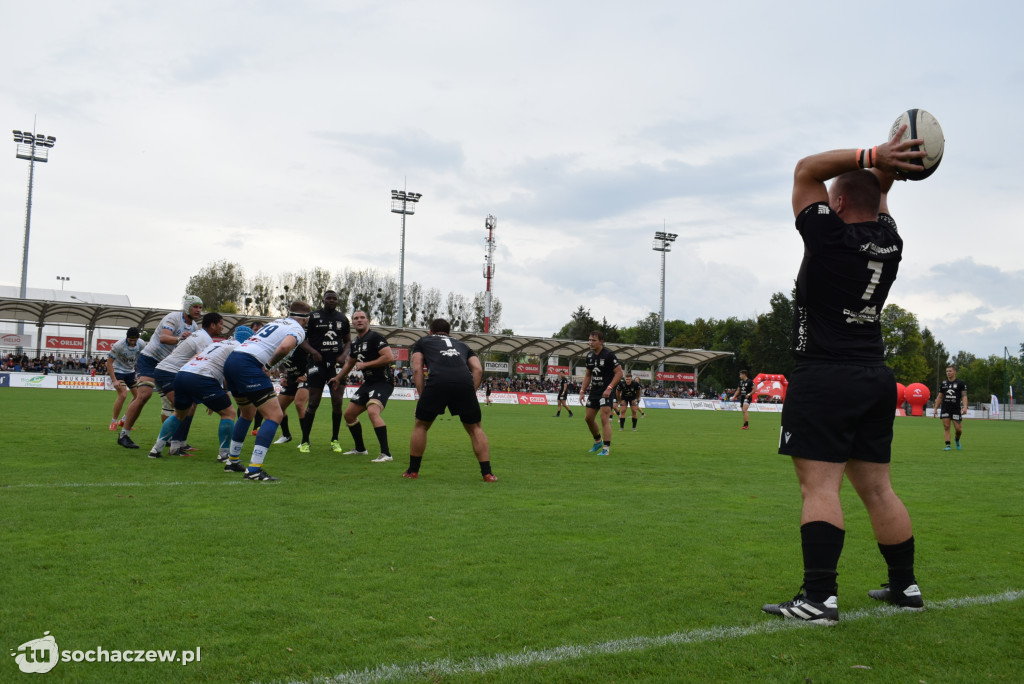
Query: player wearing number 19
222,302,312,481
761,123,928,625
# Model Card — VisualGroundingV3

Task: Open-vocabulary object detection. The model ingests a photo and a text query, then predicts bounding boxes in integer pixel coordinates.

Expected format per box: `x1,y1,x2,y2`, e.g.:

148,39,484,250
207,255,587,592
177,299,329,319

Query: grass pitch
2,388,1022,683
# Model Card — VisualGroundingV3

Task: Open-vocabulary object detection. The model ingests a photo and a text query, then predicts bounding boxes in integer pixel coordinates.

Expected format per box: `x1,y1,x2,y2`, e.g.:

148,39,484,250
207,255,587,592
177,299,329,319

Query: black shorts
557,391,569,401
779,363,895,464
351,380,394,408
586,389,616,410
278,372,307,398
415,382,481,424
738,396,751,407
940,404,963,421
305,359,339,389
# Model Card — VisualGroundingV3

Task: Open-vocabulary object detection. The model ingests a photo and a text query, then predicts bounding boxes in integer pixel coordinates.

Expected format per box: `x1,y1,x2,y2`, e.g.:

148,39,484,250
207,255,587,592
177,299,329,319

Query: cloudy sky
2,0,1022,359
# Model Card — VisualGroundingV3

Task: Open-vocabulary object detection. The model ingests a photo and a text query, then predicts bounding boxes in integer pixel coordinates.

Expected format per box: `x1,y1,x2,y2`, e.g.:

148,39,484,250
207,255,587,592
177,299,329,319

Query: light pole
483,215,497,333
390,187,422,327
56,275,70,291
652,229,678,348
12,126,56,349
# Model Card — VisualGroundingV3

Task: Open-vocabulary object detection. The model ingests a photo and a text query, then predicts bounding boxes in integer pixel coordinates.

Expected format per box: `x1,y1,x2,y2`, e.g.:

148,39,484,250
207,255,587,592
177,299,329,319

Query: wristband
857,147,877,169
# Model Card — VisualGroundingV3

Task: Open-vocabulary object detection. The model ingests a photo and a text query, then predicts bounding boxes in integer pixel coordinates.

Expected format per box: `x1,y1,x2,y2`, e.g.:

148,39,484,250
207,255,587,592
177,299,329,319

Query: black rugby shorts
415,382,482,424
779,363,896,464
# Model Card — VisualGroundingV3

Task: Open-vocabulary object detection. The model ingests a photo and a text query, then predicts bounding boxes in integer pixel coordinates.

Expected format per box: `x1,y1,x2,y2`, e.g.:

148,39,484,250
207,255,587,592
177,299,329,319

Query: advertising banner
484,361,509,373
631,369,653,380
655,371,695,382
1,332,33,347
57,375,109,390
96,339,120,352
515,363,541,375
545,365,570,376
45,336,85,351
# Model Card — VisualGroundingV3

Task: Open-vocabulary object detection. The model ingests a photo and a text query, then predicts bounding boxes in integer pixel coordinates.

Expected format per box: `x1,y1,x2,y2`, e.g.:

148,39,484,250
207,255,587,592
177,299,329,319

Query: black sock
407,456,422,473
480,461,492,476
568,410,573,416
743,421,749,427
632,418,637,428
801,521,845,601
253,412,263,430
619,418,625,428
603,440,610,447
374,425,390,455
280,415,291,438
878,536,916,590
332,412,342,441
945,440,950,446
592,434,601,442
348,422,365,451
301,408,316,443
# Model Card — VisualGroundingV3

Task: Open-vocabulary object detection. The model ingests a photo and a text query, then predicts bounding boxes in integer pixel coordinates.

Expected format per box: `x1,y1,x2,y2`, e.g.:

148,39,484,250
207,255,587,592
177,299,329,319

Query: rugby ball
889,109,944,180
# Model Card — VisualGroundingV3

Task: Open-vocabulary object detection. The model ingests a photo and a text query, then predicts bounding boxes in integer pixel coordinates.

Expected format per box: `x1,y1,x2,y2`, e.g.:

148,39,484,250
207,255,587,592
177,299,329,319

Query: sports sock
945,441,950,446
300,408,316,443
230,417,252,458
154,415,180,452
218,419,233,450
480,461,492,476
619,418,625,428
279,415,290,438
172,414,193,443
743,421,749,427
568,409,573,417
632,418,637,429
348,421,366,451
374,425,390,455
878,536,916,590
332,412,342,441
603,440,611,447
407,456,422,473
592,433,601,442
801,521,845,601
252,412,263,430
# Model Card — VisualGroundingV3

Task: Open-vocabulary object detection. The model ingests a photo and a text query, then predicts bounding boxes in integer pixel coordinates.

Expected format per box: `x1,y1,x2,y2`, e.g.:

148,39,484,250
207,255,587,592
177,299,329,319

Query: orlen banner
545,365,570,376
515,363,541,375
656,371,695,382
96,338,120,352
45,336,85,351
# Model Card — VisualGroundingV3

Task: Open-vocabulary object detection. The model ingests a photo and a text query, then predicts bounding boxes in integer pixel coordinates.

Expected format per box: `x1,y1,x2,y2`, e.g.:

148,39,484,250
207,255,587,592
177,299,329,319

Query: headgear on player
234,325,255,343
182,294,203,314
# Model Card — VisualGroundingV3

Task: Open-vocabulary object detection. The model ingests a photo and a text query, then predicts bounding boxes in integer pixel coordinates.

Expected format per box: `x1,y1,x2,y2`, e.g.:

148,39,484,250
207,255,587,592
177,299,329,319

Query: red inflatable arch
904,382,930,416
752,373,788,403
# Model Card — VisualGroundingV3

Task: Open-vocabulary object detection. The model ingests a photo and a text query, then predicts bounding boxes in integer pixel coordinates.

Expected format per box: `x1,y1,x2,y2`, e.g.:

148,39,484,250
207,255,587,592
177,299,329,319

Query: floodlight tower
391,187,422,328
483,215,497,333
13,125,56,344
652,228,678,348
56,275,70,291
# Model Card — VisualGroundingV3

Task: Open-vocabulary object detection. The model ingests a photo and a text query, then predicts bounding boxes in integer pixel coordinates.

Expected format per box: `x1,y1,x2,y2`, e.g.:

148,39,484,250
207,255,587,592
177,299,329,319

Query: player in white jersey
117,295,202,449
147,327,254,462
106,327,143,431
222,302,311,481
145,313,223,457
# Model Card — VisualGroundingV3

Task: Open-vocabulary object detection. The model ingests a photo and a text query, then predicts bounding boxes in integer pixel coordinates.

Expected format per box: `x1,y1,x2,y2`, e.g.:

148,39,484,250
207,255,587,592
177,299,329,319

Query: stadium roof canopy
0,295,732,372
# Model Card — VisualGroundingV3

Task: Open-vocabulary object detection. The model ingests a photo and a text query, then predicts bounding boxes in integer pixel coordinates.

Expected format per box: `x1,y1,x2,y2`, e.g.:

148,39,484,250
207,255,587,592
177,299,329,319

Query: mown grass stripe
291,590,1024,684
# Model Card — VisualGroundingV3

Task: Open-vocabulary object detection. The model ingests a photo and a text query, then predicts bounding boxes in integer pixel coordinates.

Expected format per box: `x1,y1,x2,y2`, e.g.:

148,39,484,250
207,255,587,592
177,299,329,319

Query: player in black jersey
731,369,754,429
932,365,967,450
762,125,928,625
297,290,351,453
405,318,495,482
272,345,309,445
616,374,642,431
553,371,573,417
329,310,395,462
579,331,622,456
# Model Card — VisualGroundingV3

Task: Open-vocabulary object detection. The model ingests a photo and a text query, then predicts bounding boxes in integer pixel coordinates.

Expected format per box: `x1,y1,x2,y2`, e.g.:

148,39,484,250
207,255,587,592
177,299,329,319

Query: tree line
185,260,504,333
553,294,1024,404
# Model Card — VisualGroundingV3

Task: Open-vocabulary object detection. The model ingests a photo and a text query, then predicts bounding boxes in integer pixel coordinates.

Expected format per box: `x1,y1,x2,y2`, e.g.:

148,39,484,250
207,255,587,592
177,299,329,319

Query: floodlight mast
390,187,422,327
483,215,497,333
651,229,678,350
12,122,56,348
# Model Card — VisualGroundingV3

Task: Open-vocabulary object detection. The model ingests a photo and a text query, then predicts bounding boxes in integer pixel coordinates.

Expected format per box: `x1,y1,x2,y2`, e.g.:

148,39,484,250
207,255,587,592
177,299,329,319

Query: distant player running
731,369,754,429
106,327,142,431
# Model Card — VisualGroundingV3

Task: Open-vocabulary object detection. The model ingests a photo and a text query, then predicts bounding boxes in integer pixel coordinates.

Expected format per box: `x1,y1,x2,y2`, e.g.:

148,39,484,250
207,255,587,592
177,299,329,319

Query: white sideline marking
288,590,1024,684
3,481,246,489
